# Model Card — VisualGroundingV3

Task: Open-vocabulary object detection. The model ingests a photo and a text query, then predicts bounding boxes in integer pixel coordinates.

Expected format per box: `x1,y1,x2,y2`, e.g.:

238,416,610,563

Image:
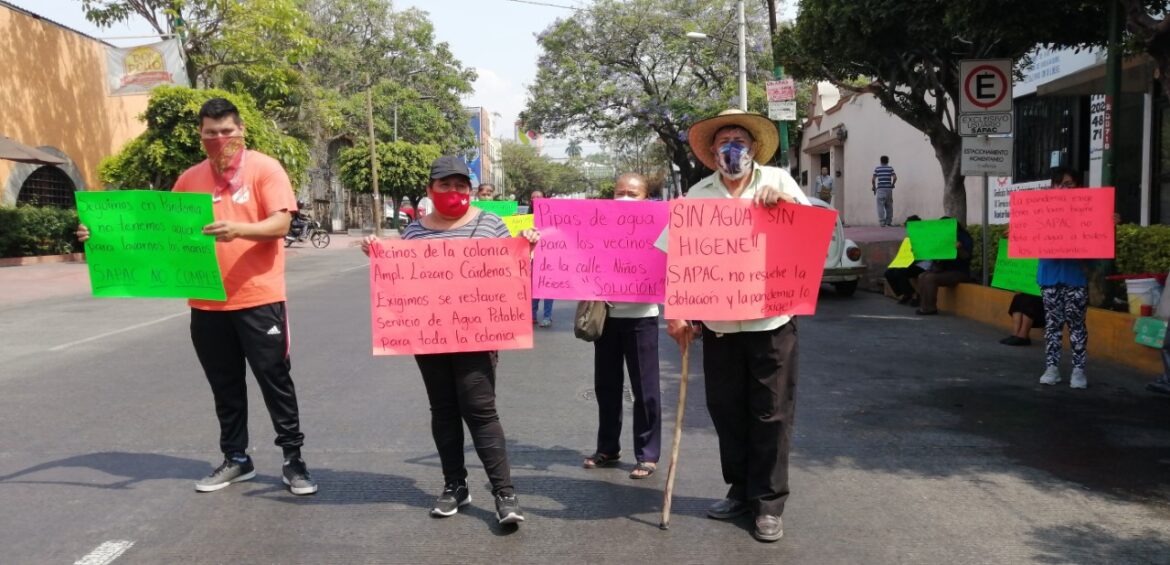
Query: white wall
801,90,984,226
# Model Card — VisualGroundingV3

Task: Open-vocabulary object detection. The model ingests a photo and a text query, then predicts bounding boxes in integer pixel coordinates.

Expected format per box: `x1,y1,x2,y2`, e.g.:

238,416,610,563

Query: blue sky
9,0,795,158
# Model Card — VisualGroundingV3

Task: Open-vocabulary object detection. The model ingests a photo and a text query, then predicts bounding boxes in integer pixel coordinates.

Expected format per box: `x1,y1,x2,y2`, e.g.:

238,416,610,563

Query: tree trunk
931,132,967,222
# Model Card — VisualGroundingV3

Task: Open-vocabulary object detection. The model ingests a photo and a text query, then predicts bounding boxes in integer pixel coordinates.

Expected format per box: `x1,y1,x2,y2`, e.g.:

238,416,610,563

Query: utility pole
365,74,383,237
1102,0,1121,187
737,0,748,111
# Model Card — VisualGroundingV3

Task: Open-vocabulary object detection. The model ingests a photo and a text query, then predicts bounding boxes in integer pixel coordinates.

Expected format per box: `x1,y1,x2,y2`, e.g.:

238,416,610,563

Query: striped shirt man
872,162,896,194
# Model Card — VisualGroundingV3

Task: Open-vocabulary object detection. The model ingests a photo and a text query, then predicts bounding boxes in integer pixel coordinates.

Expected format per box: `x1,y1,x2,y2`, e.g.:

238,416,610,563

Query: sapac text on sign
1007,187,1115,259
665,199,836,321
960,137,1013,176
959,113,1012,136
369,238,533,355
533,199,667,302
76,191,226,300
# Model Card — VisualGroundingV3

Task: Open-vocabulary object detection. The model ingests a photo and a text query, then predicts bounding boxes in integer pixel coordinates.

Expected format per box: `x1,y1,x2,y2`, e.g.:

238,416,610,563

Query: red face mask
432,190,470,218
202,136,246,195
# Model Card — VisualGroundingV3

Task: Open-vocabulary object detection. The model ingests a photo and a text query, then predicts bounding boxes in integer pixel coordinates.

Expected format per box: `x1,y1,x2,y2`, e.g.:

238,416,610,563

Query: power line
501,0,582,11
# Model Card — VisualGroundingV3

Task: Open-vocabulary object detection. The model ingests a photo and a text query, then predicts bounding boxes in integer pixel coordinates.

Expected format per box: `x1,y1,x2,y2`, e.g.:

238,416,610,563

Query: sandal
583,452,621,469
629,462,657,479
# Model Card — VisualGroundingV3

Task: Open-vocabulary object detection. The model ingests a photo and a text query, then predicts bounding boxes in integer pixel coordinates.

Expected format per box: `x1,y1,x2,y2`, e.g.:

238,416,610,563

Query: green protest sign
906,218,958,260
471,200,518,217
76,191,226,300
991,240,1041,296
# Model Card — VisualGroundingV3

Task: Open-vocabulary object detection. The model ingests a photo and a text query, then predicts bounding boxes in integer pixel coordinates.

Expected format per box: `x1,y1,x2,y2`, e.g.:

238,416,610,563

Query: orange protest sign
665,199,837,320
369,238,533,355
1008,187,1115,259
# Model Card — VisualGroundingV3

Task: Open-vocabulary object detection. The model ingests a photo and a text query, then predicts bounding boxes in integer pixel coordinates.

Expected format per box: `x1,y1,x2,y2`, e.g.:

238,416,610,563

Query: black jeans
884,265,925,298
702,321,798,516
593,316,662,463
415,351,513,495
190,302,305,458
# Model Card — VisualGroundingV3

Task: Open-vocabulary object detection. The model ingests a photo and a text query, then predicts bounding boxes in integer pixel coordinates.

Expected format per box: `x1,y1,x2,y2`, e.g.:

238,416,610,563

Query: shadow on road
0,451,210,489
1026,522,1170,564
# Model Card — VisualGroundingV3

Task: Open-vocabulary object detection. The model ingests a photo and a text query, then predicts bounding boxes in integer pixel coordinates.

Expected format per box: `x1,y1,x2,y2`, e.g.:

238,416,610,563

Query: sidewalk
0,233,372,309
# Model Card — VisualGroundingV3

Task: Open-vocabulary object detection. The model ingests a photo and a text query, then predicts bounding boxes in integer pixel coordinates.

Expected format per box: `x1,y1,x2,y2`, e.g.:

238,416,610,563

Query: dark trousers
884,265,925,298
702,322,798,516
415,351,513,495
190,303,305,457
593,316,662,463
918,270,971,312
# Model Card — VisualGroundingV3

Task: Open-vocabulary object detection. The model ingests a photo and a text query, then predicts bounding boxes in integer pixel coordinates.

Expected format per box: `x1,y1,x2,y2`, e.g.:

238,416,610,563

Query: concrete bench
937,283,1162,374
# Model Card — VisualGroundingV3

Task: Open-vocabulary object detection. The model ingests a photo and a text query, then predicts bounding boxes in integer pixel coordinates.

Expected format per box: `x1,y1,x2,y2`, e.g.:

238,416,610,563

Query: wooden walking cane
659,338,691,530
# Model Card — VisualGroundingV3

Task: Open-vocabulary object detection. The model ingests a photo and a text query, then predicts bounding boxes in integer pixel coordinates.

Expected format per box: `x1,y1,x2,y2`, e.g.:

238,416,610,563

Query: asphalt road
0,249,1168,564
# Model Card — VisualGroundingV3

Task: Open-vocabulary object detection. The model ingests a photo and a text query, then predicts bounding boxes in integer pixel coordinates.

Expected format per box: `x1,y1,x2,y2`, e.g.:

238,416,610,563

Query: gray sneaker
753,515,784,542
1039,365,1061,385
706,497,750,520
282,457,318,495
195,455,255,492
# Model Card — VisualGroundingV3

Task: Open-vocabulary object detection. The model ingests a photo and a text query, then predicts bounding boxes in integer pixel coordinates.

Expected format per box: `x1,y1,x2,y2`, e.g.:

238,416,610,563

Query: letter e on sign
960,59,1013,114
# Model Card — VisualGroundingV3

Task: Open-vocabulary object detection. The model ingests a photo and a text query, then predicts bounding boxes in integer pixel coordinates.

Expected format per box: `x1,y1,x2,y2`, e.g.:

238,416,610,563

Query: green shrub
99,86,309,190
0,205,80,257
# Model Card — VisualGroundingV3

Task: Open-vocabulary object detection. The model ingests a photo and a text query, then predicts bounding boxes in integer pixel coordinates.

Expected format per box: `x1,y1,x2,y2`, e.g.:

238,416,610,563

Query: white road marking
341,263,369,273
48,311,189,351
74,540,134,565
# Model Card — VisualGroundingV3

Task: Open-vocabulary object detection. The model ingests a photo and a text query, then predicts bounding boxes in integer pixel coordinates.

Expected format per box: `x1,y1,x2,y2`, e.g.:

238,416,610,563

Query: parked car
809,197,866,296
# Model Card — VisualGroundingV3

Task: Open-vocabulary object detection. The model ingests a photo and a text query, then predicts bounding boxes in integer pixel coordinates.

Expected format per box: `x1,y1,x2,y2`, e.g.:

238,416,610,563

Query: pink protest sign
532,198,668,302
1008,187,1115,259
665,199,837,320
369,238,534,355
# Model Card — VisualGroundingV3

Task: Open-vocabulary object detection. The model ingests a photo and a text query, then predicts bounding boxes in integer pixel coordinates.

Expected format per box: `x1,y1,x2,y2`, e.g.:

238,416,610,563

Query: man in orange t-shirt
78,98,317,496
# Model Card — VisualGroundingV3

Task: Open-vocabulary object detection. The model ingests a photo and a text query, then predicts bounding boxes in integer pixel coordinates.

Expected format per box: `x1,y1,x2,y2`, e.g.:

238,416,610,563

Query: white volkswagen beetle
807,197,866,296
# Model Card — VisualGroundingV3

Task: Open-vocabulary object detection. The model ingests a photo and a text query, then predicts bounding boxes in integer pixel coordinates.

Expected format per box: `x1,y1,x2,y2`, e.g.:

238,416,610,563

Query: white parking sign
960,59,1013,114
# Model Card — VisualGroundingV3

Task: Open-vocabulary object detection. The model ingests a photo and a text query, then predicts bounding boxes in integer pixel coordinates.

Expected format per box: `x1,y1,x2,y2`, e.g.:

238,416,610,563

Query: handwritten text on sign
369,238,533,355
665,199,837,320
76,190,226,300
533,199,668,302
1008,187,1115,259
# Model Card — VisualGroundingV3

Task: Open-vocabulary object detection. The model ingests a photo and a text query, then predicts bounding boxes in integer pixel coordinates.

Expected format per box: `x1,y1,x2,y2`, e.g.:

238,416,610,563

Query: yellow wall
0,5,149,196
937,284,1163,374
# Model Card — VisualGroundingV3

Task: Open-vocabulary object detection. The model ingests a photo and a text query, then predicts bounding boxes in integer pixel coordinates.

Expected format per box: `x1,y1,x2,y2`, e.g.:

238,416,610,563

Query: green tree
502,142,579,204
99,86,309,190
82,0,316,120
301,0,476,150
337,141,441,228
1122,2,1170,105
776,0,1112,220
565,139,583,159
522,0,772,188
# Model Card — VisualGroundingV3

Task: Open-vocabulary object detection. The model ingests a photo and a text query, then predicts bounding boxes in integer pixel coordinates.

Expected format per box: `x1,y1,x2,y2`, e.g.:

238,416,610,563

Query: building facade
799,82,983,226
0,2,150,207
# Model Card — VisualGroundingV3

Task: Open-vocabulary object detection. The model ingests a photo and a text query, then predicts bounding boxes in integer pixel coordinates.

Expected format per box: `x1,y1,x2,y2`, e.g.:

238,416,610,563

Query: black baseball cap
430,155,471,180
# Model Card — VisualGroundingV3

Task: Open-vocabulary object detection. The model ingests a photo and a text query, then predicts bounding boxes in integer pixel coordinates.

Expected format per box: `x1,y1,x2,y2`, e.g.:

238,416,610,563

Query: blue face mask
717,141,753,179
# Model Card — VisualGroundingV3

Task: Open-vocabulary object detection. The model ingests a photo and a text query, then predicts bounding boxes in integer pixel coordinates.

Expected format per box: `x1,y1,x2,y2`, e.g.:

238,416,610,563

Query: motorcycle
285,219,330,248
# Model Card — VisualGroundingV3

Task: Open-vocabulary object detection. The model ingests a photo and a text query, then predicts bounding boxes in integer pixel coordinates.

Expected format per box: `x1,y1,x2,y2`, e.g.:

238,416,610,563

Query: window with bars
17,166,76,208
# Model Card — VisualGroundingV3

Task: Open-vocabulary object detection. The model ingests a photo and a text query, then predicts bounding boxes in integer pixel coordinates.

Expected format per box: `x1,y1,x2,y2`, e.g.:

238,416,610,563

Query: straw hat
687,109,779,171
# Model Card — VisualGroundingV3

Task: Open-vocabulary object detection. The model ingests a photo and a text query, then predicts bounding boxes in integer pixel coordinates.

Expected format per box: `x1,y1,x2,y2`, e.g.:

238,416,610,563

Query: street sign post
959,59,1013,114
766,79,795,102
959,113,1012,136
768,100,796,121
960,58,1014,285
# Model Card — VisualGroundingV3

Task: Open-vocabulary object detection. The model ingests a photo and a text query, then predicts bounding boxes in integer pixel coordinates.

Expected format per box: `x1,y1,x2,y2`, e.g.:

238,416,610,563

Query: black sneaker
494,492,525,525
431,482,471,517
195,455,255,492
282,457,318,495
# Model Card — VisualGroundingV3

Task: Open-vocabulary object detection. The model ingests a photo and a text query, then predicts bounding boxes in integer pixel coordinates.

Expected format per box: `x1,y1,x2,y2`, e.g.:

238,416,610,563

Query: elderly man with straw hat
663,109,809,543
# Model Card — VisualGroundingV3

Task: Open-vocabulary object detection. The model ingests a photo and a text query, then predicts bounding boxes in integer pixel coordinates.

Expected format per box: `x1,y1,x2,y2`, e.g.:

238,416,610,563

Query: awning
1035,56,1154,97
0,136,67,165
